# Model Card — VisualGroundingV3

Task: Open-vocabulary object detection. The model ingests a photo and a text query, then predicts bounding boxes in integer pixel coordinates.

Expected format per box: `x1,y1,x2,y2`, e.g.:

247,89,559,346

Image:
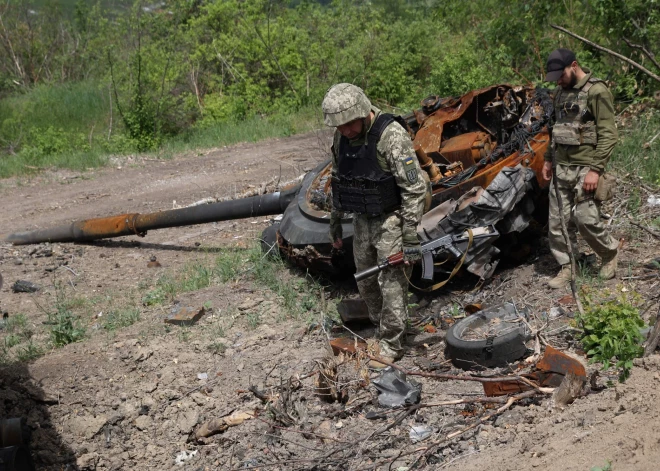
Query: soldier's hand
332,238,343,250
402,225,422,265
583,170,599,193
542,161,553,181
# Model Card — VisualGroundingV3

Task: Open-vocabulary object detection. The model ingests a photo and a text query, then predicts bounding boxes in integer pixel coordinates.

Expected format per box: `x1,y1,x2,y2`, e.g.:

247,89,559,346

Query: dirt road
1,130,659,470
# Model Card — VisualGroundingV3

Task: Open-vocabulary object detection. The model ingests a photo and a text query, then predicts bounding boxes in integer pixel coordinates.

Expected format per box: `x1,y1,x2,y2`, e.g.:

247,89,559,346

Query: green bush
579,290,645,381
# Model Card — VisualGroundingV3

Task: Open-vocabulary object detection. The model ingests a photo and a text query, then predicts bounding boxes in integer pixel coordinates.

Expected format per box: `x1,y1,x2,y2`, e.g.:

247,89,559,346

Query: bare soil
1,130,659,471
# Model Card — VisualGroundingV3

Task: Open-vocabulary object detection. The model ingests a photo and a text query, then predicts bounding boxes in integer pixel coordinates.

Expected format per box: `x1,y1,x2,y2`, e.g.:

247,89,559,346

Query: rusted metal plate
482,378,531,397
483,346,586,396
337,299,371,323
164,305,206,326
329,338,367,356
536,345,586,377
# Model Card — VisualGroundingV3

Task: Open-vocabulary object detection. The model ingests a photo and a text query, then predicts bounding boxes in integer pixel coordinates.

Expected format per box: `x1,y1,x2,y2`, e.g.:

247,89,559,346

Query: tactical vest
552,77,604,147
331,114,404,216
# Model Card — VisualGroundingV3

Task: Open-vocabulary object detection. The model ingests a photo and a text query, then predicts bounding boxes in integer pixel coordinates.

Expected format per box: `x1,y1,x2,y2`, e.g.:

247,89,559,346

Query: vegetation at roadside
591,460,613,471
0,313,44,364
609,109,660,184
142,244,330,325
578,288,645,382
0,0,659,179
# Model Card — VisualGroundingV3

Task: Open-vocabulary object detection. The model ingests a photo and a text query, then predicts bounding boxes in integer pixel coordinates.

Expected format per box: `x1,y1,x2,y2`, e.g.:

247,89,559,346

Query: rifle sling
406,228,474,292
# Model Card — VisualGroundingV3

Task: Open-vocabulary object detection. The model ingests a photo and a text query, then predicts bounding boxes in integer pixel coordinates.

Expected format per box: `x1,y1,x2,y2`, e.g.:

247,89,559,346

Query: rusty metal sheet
336,299,371,323
164,305,206,326
536,345,586,377
329,337,367,356
482,377,532,396
483,346,586,396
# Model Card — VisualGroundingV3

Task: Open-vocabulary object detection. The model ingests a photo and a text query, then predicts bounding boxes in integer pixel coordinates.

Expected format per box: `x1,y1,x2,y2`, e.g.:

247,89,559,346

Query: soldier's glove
402,225,422,263
329,213,343,244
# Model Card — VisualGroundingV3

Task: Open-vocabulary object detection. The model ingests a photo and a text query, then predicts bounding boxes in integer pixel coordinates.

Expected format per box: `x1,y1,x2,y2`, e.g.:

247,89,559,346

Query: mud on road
1,130,660,471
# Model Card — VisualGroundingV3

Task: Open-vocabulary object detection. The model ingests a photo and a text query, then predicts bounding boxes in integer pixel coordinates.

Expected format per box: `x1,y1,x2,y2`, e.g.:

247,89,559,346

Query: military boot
368,341,402,369
599,251,618,280
548,265,572,289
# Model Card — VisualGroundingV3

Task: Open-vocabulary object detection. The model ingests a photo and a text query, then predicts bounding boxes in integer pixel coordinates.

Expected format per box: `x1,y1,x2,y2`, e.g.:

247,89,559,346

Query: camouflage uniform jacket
543,68,618,174
330,106,427,231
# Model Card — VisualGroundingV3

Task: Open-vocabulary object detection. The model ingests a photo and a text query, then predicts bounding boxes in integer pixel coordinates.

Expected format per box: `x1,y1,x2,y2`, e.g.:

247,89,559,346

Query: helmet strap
360,114,371,138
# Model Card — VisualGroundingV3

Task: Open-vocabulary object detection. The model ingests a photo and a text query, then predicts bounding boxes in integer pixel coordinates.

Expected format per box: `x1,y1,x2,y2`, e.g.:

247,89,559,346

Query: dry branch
410,390,538,467
623,38,660,71
631,221,660,240
365,354,543,388
550,24,660,83
644,305,660,357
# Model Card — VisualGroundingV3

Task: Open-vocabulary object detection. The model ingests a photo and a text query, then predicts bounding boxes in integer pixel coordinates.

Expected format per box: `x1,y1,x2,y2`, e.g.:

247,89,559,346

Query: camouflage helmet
322,83,371,127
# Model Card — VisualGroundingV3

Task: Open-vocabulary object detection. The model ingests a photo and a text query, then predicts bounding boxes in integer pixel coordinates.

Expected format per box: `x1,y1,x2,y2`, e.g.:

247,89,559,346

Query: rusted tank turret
4,85,553,281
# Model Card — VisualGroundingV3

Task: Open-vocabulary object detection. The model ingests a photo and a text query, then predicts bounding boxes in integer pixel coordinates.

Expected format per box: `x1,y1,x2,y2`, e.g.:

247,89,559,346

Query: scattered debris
482,346,586,397
372,367,422,408
548,306,566,319
164,305,206,326
147,255,161,268
329,337,367,356
410,425,433,443
174,450,198,466
551,372,587,407
647,195,660,207
337,298,371,323
11,280,39,293
558,294,575,305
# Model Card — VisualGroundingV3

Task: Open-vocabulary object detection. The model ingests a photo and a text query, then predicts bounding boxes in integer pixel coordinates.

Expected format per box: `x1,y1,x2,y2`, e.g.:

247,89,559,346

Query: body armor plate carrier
552,77,603,147
332,114,405,216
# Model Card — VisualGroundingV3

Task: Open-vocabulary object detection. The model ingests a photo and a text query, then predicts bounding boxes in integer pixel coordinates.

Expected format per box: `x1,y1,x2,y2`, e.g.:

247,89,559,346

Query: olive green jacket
543,69,618,174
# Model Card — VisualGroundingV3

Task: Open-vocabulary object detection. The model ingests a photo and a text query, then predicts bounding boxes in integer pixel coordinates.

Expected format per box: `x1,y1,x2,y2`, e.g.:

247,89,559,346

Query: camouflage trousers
549,164,618,266
353,211,409,359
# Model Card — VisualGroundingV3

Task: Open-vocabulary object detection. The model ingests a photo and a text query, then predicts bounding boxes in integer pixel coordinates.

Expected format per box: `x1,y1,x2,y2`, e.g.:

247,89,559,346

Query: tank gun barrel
5,184,301,245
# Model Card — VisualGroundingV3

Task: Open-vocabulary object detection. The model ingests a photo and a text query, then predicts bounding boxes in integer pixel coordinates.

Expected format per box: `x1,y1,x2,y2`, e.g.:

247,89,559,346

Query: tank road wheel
445,303,531,370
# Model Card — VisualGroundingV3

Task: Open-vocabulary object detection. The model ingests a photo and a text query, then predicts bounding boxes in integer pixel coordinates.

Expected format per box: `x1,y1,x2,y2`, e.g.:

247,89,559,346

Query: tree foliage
0,0,658,157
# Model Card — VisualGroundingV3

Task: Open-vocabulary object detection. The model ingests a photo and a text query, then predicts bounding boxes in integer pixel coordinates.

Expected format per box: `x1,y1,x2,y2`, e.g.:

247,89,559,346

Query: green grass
103,307,141,331
610,109,660,184
0,80,113,178
26,0,132,15
0,79,321,178
0,313,44,364
157,105,321,158
138,245,326,325
3,314,28,333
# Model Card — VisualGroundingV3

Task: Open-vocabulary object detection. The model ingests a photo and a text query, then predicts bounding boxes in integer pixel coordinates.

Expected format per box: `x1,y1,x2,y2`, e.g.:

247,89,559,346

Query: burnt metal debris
4,85,552,282
482,346,587,397
372,367,422,408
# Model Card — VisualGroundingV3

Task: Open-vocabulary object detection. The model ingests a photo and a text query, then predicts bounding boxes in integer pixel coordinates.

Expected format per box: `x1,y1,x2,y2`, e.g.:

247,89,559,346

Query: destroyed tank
4,85,553,283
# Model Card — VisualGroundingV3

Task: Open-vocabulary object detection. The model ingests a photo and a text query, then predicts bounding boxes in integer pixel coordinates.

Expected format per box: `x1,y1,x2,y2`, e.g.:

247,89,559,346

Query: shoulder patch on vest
406,168,418,183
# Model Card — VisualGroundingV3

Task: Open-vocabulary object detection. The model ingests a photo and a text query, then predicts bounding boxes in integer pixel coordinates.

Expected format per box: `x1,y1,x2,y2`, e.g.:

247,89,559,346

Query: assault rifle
354,226,499,282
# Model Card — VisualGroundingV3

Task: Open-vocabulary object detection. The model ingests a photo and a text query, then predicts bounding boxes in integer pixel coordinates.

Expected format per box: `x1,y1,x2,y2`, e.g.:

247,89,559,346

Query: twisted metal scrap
437,87,554,188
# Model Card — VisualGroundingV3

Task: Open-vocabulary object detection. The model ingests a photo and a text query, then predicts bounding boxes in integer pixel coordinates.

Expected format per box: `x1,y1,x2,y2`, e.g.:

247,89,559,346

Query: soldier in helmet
322,83,428,364
542,49,619,289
